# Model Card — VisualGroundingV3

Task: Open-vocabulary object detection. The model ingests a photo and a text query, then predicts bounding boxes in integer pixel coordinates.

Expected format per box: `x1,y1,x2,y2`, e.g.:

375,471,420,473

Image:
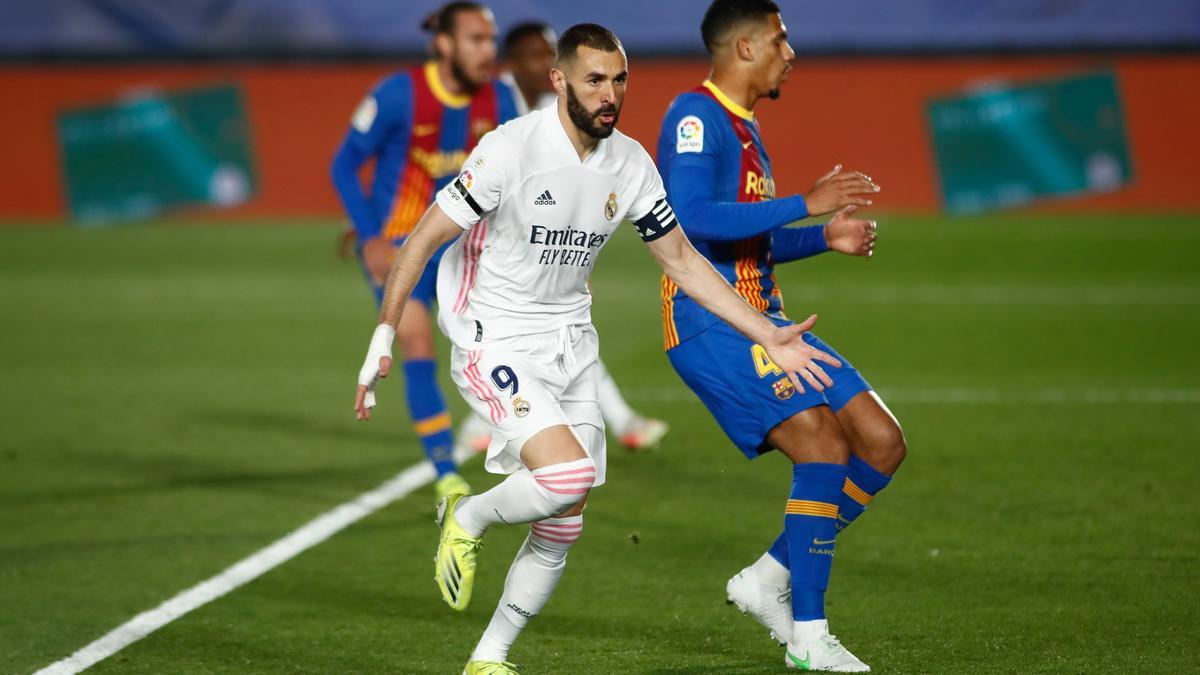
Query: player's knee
882,428,908,473
531,457,596,514
774,407,851,465
394,306,434,359
862,421,908,474
556,492,588,518
543,483,591,514
822,426,852,465
528,514,584,555
395,328,435,360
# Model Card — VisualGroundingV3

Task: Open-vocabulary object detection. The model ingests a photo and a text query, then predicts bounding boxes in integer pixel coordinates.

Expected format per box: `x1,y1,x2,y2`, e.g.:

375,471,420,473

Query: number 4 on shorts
750,344,783,379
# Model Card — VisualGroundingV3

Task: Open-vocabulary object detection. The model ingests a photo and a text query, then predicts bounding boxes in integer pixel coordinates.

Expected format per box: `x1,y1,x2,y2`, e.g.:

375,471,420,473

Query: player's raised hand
804,165,880,216
761,314,842,394
824,205,878,258
355,324,396,421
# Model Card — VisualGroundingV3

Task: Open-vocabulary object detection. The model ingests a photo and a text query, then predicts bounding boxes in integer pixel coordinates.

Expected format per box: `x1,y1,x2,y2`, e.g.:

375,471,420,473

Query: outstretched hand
760,314,842,394
805,165,880,217
824,205,878,258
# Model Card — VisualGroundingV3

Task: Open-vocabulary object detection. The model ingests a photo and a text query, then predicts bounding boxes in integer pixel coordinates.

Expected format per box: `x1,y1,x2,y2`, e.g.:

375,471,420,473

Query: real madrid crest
512,396,531,418
604,192,618,221
772,377,795,400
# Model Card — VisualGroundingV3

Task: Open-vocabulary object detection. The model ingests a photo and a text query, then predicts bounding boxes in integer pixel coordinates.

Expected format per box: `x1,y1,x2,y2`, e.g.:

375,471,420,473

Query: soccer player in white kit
499,19,672,452
354,23,842,675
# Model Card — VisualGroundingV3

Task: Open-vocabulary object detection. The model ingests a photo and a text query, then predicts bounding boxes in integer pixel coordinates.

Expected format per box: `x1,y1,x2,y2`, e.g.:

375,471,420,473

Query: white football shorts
449,323,607,486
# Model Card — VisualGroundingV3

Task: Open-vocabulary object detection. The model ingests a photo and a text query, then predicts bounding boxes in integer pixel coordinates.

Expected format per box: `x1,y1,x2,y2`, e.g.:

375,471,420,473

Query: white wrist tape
357,323,396,408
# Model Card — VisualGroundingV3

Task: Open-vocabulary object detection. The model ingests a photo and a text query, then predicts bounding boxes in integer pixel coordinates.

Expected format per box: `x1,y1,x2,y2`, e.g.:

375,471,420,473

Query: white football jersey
434,105,677,348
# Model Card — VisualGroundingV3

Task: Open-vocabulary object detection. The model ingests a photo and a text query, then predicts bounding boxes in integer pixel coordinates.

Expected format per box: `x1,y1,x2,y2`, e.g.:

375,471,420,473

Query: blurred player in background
354,23,840,674
656,0,908,670
498,21,557,115
331,1,517,503
499,20,671,451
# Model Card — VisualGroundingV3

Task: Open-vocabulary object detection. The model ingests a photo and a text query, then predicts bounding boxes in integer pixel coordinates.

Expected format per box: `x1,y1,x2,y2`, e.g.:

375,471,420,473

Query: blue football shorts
667,317,872,459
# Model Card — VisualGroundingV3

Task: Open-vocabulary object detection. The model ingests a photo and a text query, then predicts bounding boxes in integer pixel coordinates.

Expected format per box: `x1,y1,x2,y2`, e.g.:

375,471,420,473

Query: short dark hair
700,0,781,54
555,23,624,65
421,1,487,35
504,21,555,56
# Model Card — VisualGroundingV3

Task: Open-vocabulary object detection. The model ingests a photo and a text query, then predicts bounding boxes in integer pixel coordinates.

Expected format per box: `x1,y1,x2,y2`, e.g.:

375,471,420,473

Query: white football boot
785,620,870,672
619,416,669,452
725,566,792,645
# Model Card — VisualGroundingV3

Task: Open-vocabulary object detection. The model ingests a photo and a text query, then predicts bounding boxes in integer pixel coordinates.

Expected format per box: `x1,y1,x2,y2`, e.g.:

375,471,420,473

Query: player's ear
736,36,754,62
433,32,453,61
550,67,567,97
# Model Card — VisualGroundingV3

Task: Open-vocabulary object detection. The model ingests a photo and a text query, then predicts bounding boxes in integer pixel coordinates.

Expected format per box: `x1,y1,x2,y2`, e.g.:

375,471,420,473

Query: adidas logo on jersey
533,190,556,206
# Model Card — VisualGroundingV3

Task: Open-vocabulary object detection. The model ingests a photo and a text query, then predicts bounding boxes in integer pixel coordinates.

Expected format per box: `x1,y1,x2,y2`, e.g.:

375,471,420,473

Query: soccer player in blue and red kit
657,1,908,670
332,2,518,502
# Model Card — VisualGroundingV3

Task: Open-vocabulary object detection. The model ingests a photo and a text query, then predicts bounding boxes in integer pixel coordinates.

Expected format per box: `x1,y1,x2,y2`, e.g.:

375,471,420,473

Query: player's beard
768,88,781,100
449,46,483,93
566,83,619,139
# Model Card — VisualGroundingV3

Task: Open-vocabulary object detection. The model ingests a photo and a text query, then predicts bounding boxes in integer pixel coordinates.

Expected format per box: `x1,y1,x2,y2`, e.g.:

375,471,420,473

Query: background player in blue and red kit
656,1,909,670
332,2,517,501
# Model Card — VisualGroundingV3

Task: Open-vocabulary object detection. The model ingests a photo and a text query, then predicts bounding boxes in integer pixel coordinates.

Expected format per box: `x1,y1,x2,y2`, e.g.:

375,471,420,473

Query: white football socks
471,515,584,662
749,550,791,587
792,618,830,645
454,458,595,537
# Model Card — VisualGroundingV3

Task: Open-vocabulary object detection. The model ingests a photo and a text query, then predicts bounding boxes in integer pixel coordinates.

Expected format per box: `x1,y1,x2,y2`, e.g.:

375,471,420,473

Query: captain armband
633,199,679,243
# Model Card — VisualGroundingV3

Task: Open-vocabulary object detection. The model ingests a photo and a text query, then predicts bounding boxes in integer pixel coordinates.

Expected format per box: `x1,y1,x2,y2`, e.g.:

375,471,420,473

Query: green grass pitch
1,214,1197,673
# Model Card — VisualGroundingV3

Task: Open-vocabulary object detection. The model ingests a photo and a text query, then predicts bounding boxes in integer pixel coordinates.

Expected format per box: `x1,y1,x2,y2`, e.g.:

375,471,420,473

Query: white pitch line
32,446,481,675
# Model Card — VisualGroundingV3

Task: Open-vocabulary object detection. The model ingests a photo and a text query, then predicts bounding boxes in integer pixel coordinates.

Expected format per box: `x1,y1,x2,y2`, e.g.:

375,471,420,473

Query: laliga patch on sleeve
676,115,704,154
351,96,378,133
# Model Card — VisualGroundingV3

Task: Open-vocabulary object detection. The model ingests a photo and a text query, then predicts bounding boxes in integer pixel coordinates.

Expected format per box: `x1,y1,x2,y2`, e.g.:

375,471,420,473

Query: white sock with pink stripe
455,457,596,537
471,514,584,662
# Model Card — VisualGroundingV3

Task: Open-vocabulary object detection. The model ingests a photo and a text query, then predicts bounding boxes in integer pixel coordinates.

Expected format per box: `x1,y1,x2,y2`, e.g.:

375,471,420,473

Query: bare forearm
376,204,462,327
645,224,836,395
663,243,776,345
377,237,436,326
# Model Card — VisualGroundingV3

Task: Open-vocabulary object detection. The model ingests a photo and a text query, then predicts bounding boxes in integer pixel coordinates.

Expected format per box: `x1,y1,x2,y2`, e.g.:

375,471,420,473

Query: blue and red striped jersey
656,81,813,350
332,61,518,241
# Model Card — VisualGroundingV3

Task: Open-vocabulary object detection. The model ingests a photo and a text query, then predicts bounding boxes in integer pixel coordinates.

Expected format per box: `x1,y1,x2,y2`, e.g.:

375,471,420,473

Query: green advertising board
58,84,256,224
928,71,1131,214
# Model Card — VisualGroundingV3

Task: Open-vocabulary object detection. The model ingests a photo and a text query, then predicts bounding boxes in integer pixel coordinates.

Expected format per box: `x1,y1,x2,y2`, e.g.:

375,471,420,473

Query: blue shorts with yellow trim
358,238,450,309
667,317,872,459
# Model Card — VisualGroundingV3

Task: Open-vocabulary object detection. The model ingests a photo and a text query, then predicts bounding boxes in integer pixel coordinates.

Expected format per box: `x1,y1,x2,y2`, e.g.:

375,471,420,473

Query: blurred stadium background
2,1,1198,673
